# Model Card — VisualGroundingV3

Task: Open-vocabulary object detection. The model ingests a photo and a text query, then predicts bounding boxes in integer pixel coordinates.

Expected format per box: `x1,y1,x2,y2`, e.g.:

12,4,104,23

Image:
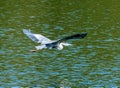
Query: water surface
0,0,120,87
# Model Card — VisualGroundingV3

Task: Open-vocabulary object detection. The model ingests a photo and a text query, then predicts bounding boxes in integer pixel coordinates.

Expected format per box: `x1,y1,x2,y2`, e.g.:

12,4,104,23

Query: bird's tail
35,45,47,50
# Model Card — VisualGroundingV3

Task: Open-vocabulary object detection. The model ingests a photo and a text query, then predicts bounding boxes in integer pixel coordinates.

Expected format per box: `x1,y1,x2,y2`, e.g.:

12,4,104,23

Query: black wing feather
45,32,87,48
57,32,87,42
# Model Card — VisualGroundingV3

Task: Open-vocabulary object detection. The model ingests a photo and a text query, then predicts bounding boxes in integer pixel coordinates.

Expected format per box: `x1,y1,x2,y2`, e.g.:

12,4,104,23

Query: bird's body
23,29,87,51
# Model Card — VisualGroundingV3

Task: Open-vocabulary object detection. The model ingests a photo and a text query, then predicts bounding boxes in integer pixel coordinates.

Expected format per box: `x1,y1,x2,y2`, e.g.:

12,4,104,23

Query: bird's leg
30,49,38,52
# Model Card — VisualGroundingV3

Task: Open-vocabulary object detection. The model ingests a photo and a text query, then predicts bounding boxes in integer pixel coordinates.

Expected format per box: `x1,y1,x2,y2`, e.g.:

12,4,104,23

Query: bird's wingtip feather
23,29,32,34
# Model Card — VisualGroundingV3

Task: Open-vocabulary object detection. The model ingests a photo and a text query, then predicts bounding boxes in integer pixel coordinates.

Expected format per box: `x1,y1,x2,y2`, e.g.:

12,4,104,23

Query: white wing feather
23,29,52,44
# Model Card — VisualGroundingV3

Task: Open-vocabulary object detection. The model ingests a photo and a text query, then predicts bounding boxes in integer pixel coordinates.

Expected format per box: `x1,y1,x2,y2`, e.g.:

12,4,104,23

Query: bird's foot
30,50,37,52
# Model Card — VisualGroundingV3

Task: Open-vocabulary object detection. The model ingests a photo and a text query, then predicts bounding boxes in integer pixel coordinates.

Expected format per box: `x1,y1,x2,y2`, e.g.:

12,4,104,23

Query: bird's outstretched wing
23,29,52,44
46,33,87,47
57,32,87,43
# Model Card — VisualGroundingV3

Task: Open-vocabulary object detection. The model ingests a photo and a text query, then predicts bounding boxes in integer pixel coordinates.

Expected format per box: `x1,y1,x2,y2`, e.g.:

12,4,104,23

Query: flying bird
23,29,87,52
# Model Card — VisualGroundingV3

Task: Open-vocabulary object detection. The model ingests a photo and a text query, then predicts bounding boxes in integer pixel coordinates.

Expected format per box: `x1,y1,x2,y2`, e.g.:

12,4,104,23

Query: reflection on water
0,0,120,88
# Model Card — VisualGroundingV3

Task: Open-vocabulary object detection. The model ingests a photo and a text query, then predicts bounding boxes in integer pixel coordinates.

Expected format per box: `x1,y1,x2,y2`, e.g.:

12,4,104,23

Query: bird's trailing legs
30,49,38,52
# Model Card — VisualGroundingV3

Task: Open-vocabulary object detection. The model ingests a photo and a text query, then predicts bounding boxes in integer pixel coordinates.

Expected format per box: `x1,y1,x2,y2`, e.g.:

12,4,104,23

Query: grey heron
23,29,87,52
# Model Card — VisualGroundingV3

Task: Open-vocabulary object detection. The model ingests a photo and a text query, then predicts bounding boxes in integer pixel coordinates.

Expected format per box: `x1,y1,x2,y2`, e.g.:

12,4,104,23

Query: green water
0,0,120,87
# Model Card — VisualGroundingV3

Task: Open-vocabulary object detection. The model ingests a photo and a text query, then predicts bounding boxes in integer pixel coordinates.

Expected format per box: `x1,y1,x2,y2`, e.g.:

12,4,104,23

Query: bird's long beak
62,43,72,46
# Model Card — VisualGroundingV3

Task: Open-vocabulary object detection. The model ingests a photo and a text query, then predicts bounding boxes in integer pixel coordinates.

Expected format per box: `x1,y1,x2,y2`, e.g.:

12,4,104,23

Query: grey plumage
23,29,52,44
23,29,87,50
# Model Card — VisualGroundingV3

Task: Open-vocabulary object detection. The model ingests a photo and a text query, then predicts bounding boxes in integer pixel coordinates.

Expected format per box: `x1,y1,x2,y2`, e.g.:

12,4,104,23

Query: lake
0,0,120,88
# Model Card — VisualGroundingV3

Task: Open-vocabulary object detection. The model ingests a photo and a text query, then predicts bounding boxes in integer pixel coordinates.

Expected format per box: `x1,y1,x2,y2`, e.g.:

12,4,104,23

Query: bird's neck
57,43,63,50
